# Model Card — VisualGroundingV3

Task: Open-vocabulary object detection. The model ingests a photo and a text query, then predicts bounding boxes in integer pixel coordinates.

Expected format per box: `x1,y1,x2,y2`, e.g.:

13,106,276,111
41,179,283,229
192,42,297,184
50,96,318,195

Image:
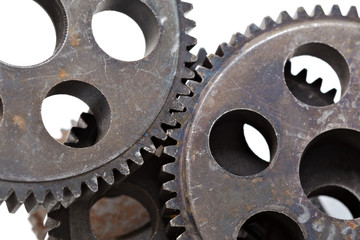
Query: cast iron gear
0,0,197,213
161,5,360,240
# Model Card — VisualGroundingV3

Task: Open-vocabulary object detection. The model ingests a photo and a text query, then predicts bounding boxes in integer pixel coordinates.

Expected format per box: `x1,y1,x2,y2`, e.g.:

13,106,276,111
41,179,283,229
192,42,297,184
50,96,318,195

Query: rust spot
90,195,150,239
246,204,256,211
59,69,68,78
71,33,81,47
13,115,26,130
346,220,358,230
251,177,263,183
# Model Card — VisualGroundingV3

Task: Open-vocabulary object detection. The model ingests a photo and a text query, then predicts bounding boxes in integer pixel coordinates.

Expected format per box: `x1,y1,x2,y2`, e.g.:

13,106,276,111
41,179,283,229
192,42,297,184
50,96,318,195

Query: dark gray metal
161,5,360,240
46,154,168,240
0,0,197,213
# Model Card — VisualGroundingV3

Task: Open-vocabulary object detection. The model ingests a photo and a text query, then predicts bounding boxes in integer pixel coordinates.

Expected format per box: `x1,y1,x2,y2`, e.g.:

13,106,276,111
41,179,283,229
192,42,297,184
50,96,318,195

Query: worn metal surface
0,0,197,213
161,6,360,239
47,154,168,240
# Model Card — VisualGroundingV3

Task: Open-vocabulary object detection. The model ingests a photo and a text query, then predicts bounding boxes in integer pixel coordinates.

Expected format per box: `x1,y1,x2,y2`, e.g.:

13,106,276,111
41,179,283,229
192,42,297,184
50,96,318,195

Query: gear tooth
277,11,293,23
43,192,59,212
66,182,82,199
183,34,197,50
60,187,76,208
142,138,157,154
208,53,223,67
180,1,193,13
181,65,195,79
6,191,22,213
347,6,359,18
177,95,192,108
119,161,132,175
167,127,182,142
164,144,179,158
24,192,39,213
330,5,342,17
184,51,197,63
311,78,323,89
196,65,212,79
294,7,309,19
85,177,99,193
165,197,180,211
163,179,178,193
162,162,176,176
101,169,115,185
171,99,185,112
261,16,276,29
230,32,247,47
296,68,308,80
312,5,325,17
185,79,201,92
170,214,185,228
184,18,196,31
325,88,337,100
245,23,261,37
216,43,231,57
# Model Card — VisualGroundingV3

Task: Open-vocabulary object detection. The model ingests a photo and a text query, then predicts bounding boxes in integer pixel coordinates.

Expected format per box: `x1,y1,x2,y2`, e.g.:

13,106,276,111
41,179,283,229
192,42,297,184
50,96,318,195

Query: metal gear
0,0,196,213
46,153,167,240
161,5,360,239
35,49,208,240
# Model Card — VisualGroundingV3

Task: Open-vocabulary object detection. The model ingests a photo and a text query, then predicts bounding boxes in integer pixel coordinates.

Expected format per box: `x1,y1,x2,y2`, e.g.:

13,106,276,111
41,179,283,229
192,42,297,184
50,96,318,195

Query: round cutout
238,211,304,240
0,0,66,66
300,129,360,220
41,81,110,148
92,0,159,61
284,43,349,106
209,110,277,176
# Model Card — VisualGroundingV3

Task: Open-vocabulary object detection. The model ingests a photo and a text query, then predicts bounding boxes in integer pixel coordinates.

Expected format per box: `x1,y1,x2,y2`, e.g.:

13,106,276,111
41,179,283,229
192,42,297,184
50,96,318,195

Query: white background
0,0,359,239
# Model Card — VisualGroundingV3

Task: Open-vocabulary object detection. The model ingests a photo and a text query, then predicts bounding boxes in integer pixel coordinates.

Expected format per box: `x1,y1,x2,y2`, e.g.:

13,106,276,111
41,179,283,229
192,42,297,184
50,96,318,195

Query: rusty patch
13,115,26,130
90,195,150,239
59,68,68,78
70,33,81,47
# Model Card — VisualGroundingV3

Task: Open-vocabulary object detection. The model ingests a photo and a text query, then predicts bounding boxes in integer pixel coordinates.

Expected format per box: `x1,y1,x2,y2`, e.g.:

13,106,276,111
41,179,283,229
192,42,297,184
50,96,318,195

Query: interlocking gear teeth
161,5,360,239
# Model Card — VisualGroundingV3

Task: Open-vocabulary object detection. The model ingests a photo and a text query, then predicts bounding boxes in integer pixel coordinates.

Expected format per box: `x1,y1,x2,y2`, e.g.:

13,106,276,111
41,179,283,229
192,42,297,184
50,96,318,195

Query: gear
0,0,196,213
38,48,208,240
161,5,360,239
46,153,167,240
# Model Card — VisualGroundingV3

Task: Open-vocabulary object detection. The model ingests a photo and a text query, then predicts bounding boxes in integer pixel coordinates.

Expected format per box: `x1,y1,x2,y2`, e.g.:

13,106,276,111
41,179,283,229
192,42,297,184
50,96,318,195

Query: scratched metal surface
162,7,360,240
0,0,196,213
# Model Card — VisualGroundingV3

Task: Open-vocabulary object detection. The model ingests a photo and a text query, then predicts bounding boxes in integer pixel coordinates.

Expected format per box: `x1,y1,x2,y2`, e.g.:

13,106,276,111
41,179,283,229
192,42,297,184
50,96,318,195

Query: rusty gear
161,5,360,239
0,0,196,213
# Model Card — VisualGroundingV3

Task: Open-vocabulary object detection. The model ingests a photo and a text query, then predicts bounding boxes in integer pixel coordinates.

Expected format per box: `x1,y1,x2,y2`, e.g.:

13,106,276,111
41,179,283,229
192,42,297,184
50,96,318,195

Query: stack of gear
1,1,360,239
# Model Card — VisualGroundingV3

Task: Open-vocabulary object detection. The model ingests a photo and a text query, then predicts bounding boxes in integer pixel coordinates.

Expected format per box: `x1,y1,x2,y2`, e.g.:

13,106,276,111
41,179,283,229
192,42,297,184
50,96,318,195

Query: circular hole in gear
41,80,110,148
0,0,66,66
90,195,151,240
92,0,159,61
309,187,356,220
284,42,350,107
238,211,304,240
300,129,360,220
209,110,277,176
